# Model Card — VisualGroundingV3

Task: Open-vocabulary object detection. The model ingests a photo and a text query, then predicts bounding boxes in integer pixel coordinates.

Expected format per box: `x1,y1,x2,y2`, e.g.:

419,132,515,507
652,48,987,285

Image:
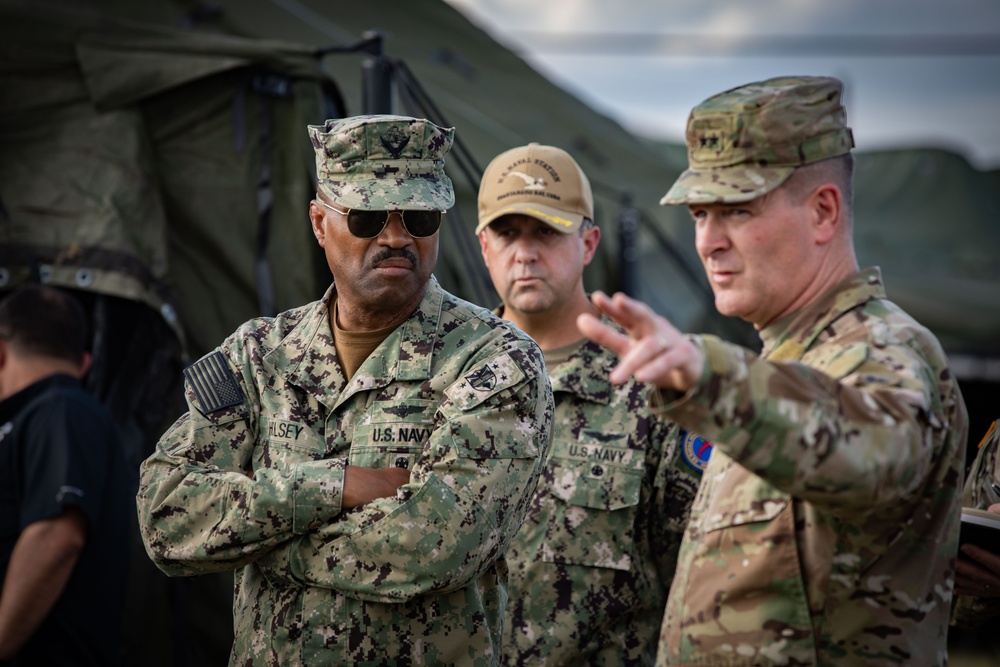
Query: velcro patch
446,352,525,411
681,430,713,473
183,351,244,413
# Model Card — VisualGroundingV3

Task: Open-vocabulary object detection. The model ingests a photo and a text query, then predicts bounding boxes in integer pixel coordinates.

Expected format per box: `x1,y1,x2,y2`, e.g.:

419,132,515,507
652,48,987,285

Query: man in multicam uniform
577,76,968,666
474,142,701,666
953,420,1000,624
136,115,554,667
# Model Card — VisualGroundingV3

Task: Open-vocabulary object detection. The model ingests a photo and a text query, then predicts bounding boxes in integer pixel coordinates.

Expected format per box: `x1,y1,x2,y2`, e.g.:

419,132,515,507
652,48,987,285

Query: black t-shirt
0,374,131,667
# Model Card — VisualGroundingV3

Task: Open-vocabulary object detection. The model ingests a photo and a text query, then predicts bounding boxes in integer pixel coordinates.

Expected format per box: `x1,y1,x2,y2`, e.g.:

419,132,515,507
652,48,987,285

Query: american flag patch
183,351,244,413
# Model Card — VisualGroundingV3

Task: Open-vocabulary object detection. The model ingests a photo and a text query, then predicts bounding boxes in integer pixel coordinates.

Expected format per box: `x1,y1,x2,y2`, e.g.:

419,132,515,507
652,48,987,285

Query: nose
695,214,729,259
512,235,539,264
378,212,411,246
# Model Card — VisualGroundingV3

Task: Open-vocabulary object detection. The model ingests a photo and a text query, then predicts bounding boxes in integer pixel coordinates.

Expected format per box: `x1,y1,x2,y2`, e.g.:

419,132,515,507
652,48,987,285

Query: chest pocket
541,431,643,571
349,399,437,471
254,415,328,471
694,452,789,546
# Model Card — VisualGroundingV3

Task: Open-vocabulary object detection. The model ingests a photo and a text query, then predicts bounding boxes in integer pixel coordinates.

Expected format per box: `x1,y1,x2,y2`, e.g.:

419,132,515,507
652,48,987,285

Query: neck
334,287,426,332
504,290,598,351
757,245,859,329
0,356,81,402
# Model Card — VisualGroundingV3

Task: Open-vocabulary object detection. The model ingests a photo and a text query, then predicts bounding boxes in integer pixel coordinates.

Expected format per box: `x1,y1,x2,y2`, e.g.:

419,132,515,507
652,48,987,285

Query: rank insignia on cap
699,133,720,148
381,126,409,158
183,351,244,413
465,365,497,392
681,430,713,473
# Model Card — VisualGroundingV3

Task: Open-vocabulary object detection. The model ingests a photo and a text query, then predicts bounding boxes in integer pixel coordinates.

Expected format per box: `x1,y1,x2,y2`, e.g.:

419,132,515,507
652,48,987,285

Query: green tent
2,0,997,664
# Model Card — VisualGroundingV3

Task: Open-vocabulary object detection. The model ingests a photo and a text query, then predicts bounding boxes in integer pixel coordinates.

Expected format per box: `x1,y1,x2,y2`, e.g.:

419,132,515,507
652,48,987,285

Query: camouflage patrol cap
476,143,593,234
660,76,855,205
309,114,455,211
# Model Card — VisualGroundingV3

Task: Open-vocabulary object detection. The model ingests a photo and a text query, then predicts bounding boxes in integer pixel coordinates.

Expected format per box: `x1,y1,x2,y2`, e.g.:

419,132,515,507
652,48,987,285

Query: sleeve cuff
291,458,346,534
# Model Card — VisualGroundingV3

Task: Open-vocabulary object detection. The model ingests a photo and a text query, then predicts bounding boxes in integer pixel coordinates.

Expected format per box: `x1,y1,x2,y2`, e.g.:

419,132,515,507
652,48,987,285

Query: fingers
608,331,671,385
590,290,658,336
956,546,1000,597
608,331,702,390
576,312,632,357
960,543,1000,571
581,292,704,391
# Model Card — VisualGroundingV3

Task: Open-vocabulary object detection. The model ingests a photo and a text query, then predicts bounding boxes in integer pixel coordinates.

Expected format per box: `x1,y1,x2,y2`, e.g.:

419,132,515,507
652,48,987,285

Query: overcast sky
444,0,1000,169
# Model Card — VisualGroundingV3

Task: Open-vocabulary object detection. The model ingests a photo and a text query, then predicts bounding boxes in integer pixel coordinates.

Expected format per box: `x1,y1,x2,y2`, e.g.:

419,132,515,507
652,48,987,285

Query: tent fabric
853,149,1000,357
76,27,327,110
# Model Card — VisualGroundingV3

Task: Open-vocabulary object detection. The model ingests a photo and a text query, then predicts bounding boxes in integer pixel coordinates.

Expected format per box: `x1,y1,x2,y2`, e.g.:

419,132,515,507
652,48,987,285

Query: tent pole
361,31,393,114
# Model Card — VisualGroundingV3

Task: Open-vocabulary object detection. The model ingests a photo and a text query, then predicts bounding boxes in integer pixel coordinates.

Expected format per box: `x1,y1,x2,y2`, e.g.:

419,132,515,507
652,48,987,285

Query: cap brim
659,165,795,206
475,202,584,235
318,176,455,211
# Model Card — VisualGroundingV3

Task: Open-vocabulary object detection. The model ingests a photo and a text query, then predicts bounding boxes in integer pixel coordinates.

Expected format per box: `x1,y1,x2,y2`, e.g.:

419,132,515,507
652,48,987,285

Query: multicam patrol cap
309,114,455,211
476,143,594,234
660,76,855,205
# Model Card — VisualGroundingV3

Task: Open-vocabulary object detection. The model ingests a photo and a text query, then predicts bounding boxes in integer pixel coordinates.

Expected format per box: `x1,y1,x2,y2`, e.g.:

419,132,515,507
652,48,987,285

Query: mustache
369,247,419,268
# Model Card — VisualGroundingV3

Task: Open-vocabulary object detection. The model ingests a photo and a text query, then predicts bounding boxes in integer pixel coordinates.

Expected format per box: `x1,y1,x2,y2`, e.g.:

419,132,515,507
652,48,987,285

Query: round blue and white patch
681,430,713,473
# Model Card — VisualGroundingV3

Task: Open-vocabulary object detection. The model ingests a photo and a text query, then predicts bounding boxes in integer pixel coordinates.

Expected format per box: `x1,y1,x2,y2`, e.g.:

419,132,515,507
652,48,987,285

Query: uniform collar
0,374,80,422
263,277,444,409
489,303,617,405
760,267,885,360
546,336,616,405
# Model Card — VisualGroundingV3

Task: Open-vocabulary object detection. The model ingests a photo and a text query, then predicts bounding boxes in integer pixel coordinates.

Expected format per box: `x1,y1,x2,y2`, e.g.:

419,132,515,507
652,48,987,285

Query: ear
811,184,842,245
581,225,601,266
79,351,92,378
477,230,491,267
309,201,326,245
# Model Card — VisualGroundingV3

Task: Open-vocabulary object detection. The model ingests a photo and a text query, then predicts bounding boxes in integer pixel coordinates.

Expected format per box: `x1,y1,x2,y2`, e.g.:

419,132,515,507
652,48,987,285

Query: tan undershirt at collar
542,338,587,367
332,298,398,380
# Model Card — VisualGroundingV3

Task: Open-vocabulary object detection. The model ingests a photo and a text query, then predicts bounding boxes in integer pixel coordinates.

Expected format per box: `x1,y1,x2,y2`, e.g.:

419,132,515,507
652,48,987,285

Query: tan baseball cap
476,143,593,234
660,76,854,206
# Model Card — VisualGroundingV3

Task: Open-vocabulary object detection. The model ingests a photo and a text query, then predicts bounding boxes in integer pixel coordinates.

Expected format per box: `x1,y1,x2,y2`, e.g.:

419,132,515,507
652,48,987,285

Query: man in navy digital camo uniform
0,285,130,666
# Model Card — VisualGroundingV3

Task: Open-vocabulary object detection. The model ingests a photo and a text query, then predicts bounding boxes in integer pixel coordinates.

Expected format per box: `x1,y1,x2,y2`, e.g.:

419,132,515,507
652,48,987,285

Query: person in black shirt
0,285,130,666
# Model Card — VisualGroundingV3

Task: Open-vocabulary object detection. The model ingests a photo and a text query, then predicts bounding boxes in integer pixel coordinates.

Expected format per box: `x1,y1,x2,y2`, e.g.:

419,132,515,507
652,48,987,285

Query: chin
714,299,751,321
511,296,553,315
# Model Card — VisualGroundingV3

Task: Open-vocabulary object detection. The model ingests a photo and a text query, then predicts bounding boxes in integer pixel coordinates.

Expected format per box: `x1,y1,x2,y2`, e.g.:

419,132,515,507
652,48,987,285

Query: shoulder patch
681,430,713,473
446,351,526,411
183,351,244,413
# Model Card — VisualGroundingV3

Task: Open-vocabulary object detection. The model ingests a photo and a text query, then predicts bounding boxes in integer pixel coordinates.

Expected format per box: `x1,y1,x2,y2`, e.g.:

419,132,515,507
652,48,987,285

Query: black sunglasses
317,199,443,238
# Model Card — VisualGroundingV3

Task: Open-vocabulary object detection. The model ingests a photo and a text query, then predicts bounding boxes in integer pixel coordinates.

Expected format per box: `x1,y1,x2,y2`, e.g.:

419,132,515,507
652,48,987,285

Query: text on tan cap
476,143,594,234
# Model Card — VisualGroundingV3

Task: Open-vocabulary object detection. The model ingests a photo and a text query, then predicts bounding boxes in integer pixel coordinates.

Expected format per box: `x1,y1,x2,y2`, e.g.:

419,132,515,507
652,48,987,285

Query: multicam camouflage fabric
502,330,700,666
953,419,1000,626
310,114,456,211
652,268,967,666
136,277,554,666
660,76,855,206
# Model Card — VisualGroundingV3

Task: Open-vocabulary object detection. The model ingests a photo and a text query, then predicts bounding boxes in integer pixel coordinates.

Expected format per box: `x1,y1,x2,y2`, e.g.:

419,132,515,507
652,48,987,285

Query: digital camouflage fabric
501,325,700,666
652,268,967,666
660,76,855,206
310,115,456,211
953,419,1000,626
136,277,554,666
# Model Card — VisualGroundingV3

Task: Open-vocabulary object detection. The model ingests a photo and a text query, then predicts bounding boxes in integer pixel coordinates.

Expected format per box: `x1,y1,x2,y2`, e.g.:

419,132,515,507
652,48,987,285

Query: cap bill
318,174,455,211
475,201,584,235
660,164,795,206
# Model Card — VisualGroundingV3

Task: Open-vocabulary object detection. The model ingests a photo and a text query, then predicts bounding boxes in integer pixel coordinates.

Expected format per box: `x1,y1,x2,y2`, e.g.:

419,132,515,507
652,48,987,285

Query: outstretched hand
576,290,704,392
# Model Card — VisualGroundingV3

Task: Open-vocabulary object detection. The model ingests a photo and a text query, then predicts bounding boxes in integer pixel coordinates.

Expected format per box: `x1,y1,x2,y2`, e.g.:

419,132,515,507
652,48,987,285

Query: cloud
444,0,1000,168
